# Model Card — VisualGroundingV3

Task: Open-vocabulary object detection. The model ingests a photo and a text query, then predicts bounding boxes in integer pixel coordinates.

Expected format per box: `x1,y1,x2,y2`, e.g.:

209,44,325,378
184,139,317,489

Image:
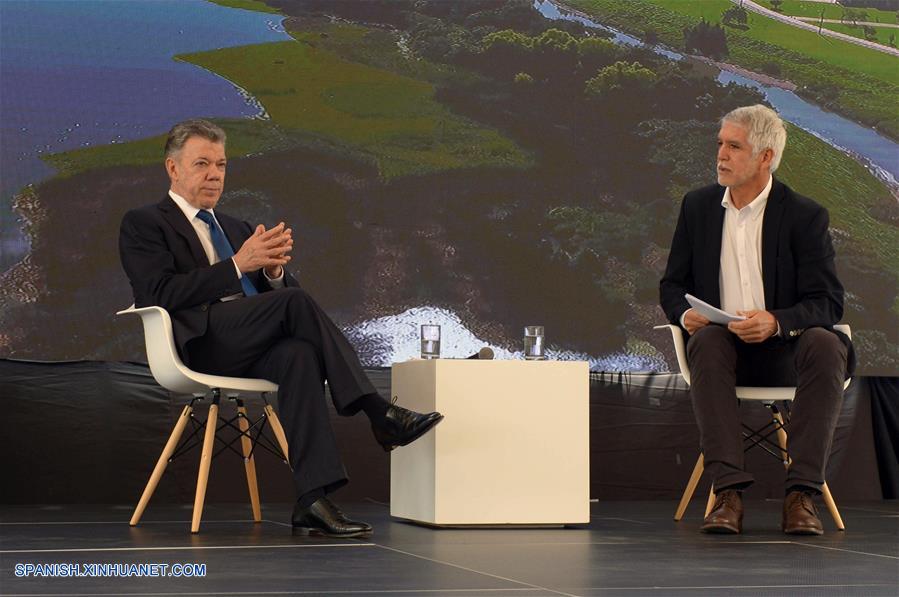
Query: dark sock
786,485,819,496
357,393,390,424
297,487,325,510
716,488,742,495
716,482,749,494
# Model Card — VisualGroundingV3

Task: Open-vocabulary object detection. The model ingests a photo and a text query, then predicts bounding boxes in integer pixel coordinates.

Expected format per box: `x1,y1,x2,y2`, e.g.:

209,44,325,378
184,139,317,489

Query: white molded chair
119,305,290,533
655,323,851,530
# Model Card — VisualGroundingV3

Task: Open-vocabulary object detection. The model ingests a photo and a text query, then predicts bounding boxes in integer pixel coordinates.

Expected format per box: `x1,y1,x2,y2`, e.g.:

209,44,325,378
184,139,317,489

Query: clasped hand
233,222,293,278
727,310,778,343
684,308,778,343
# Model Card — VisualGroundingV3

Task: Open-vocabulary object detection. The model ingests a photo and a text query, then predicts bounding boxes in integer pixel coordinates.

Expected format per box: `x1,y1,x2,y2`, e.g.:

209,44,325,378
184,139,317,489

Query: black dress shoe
291,497,372,538
371,399,444,452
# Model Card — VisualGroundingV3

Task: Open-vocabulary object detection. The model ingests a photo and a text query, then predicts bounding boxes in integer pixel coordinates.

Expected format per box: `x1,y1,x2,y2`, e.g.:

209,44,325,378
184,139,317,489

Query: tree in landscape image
722,5,749,29
1,0,897,374
683,18,729,59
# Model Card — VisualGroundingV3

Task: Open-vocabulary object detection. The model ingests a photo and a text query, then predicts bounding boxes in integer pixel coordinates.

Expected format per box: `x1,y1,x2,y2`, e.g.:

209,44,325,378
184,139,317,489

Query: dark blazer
119,195,299,358
659,179,854,374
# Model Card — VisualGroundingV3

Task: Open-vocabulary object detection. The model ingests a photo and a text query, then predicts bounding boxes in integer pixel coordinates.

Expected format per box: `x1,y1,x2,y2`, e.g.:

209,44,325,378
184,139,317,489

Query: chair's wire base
170,395,287,464
129,390,291,533
740,402,790,464
674,400,845,530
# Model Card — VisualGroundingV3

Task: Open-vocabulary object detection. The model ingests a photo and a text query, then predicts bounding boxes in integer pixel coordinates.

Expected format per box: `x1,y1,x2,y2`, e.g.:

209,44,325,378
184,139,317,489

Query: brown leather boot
782,491,824,535
700,489,743,534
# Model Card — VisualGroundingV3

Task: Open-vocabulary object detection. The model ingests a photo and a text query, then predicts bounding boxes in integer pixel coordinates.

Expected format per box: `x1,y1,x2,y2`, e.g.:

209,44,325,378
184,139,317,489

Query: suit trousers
185,287,377,497
686,325,847,493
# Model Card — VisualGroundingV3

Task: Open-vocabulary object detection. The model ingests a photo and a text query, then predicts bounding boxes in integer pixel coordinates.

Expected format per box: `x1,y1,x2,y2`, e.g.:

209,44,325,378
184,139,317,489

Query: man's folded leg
215,335,357,533
184,290,442,533
687,325,753,533
780,328,847,535
201,288,443,447
193,288,377,407
247,337,373,537
247,338,348,496
357,394,445,452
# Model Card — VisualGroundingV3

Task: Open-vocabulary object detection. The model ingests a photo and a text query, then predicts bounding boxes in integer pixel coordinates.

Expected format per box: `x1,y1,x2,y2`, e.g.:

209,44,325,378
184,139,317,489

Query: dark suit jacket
119,195,299,358
659,179,854,374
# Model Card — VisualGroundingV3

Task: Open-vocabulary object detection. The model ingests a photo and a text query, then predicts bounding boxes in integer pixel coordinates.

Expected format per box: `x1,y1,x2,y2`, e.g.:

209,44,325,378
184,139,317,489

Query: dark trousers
686,325,847,493
185,287,377,497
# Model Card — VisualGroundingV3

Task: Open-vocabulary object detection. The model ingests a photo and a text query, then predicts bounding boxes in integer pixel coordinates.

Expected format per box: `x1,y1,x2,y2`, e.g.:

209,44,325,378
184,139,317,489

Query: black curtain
869,377,899,498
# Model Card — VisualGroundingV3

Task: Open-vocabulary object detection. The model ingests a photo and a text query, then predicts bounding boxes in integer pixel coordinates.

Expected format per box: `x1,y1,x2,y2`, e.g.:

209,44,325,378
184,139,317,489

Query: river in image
535,0,899,185
0,0,290,272
2,1,893,371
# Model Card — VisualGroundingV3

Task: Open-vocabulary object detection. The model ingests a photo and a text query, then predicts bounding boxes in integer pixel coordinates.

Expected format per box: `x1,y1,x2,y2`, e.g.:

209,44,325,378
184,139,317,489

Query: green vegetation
178,39,530,179
645,0,897,80
44,119,286,178
46,23,531,181
25,0,897,370
207,0,281,15
777,124,899,281
683,18,729,58
821,22,898,46
286,20,479,88
565,0,899,139
585,61,657,95
757,0,898,24
642,117,899,294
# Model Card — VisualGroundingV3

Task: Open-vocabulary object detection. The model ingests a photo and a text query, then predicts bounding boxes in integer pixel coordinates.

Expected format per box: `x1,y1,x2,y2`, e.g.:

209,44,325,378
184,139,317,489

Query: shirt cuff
679,308,691,329
263,266,285,289
231,257,242,279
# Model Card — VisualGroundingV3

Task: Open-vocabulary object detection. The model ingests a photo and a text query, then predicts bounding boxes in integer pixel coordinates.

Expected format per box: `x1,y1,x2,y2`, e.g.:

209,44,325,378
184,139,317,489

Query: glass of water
523,325,545,360
420,324,441,359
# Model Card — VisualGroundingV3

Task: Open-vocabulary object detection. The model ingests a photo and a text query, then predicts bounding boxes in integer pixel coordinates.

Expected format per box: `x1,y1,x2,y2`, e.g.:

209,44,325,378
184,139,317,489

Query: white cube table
389,359,589,527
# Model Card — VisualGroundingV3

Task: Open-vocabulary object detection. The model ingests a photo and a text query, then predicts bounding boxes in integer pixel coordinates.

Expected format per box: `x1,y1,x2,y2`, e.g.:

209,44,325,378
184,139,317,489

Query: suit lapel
157,196,210,266
762,180,785,309
707,190,725,308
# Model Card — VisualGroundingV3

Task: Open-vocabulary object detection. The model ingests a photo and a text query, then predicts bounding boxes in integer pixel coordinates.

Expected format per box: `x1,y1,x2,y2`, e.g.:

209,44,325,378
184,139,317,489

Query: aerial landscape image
1,0,897,375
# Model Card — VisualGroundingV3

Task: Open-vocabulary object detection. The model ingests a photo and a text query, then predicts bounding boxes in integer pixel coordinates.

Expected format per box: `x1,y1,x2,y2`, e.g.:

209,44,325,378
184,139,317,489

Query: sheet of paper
685,294,746,325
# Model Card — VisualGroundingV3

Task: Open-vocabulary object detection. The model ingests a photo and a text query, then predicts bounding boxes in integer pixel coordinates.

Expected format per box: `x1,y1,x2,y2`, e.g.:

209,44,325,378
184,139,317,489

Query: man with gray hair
120,119,443,537
660,105,853,535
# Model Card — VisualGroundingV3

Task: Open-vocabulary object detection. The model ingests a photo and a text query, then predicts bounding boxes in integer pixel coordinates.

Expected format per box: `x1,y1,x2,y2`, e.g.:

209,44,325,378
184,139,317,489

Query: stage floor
1,500,897,596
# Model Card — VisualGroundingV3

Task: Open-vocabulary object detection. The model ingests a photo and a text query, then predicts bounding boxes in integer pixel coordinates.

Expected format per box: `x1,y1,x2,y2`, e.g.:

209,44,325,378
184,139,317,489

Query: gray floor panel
1,501,896,596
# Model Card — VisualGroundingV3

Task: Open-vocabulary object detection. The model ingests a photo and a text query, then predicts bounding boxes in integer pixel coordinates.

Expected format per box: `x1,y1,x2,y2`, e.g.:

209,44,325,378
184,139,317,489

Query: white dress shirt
168,191,284,301
680,176,777,332
718,175,771,315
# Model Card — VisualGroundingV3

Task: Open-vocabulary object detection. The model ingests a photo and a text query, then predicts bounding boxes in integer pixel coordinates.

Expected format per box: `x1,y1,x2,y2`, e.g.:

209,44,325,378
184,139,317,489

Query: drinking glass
524,325,545,360
420,324,441,359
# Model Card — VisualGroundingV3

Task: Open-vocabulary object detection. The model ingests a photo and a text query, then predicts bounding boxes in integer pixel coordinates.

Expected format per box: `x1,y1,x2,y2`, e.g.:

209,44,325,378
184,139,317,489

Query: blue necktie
196,210,257,297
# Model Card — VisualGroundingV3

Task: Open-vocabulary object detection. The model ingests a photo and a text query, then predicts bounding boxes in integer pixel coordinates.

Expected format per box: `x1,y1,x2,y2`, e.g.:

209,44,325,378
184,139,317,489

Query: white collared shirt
719,175,772,315
168,191,284,298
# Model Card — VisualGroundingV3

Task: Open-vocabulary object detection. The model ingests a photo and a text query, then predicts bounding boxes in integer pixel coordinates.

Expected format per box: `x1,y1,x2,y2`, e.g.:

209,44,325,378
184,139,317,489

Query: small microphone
466,347,494,360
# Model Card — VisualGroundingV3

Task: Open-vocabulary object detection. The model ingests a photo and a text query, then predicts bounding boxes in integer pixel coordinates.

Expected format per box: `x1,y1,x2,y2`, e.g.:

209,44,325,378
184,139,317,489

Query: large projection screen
1,0,896,376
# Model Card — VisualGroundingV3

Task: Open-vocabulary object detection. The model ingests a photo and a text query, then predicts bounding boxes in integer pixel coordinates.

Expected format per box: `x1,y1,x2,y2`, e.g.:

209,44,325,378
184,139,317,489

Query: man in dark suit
660,105,852,535
120,119,443,537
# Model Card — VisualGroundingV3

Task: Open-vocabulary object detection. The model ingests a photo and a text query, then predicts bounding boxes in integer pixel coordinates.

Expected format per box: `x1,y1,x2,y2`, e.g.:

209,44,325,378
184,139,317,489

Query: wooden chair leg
264,404,290,464
237,402,262,522
675,454,704,521
705,486,716,517
130,404,193,526
821,482,845,531
772,410,790,467
191,400,219,534
774,410,845,530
